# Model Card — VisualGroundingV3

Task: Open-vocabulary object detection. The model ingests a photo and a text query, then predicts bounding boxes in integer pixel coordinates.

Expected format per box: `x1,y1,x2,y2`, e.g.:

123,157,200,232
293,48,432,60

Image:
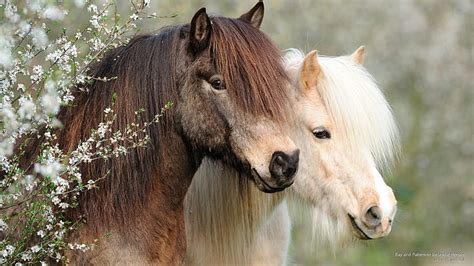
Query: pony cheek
291,148,328,203
179,112,226,153
177,95,229,150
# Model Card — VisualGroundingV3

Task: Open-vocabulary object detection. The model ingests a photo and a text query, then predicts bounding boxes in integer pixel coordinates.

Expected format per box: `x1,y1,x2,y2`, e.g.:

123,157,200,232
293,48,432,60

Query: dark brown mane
210,16,290,119
68,28,184,228
17,27,186,230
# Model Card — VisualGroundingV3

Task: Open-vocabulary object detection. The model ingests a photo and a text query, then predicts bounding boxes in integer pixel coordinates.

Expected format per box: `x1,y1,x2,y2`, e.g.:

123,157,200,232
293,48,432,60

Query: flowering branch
0,0,173,264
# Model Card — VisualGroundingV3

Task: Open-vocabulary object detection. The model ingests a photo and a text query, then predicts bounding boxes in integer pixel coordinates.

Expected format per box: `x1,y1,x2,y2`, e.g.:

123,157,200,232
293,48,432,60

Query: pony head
286,47,399,242
177,2,299,192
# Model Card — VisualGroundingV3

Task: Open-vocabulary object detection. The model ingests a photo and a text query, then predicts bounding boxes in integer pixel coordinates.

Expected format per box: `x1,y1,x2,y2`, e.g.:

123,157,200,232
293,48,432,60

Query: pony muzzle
249,149,300,193
251,149,297,194
348,205,394,240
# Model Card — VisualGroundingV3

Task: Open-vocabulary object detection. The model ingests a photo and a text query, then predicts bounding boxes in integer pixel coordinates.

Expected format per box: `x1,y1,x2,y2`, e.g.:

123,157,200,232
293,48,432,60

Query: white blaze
372,166,394,217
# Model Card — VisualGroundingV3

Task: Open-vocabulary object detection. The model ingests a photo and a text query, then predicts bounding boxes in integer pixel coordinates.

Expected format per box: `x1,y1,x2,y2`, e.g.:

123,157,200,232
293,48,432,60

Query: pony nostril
363,206,382,228
269,151,288,178
275,154,285,165
269,150,299,179
283,166,296,177
283,150,299,177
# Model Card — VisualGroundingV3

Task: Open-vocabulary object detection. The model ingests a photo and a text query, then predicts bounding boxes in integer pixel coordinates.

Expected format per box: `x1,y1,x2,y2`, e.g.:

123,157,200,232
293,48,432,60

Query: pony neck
70,127,197,264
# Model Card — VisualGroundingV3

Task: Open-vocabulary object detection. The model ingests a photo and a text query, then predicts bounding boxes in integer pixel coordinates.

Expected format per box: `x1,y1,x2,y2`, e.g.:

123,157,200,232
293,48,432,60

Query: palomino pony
185,47,400,265
15,3,300,264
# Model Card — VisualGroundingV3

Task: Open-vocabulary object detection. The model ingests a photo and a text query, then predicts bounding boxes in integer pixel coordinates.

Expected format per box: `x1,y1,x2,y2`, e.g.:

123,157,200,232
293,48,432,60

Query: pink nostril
363,206,382,228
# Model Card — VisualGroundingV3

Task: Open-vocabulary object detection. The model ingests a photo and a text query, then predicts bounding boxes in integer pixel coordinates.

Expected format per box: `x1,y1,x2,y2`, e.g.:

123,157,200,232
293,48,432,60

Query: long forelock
284,49,400,170
318,56,400,169
210,17,290,120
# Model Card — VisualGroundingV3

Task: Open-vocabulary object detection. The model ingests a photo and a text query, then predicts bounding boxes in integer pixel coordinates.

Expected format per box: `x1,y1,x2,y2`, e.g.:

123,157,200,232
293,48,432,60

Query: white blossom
130,14,139,21
91,38,104,51
0,219,7,231
0,36,14,68
0,137,15,157
1,245,15,258
45,50,61,62
59,202,69,209
51,196,61,205
87,4,98,13
4,3,20,23
34,159,64,179
24,175,36,191
41,80,60,115
17,21,32,38
90,15,101,29
0,102,19,134
0,49,14,69
31,27,48,48
30,245,41,253
31,65,44,82
68,243,92,252
21,251,32,261
26,0,45,12
74,0,86,8
18,97,36,120
43,6,66,20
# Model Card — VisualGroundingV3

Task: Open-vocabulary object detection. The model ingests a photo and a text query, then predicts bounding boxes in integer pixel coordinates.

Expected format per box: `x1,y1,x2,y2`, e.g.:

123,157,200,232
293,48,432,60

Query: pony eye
313,127,331,139
209,77,225,90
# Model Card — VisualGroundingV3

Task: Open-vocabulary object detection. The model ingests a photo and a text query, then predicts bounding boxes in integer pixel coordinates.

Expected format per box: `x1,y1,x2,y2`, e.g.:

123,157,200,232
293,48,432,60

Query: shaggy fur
185,158,289,265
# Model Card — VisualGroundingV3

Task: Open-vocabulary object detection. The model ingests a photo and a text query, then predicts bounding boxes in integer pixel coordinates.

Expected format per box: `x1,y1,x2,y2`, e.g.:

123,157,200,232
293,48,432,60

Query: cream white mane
285,49,400,169
185,158,289,265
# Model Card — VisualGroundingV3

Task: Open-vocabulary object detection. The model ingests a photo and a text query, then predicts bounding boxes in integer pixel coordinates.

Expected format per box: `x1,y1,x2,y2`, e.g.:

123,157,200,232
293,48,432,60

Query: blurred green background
84,0,474,265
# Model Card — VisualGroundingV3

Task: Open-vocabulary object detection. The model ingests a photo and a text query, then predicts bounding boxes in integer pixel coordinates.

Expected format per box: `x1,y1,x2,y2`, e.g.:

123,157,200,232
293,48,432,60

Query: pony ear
189,8,212,54
300,50,321,90
350,46,365,65
239,1,264,28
